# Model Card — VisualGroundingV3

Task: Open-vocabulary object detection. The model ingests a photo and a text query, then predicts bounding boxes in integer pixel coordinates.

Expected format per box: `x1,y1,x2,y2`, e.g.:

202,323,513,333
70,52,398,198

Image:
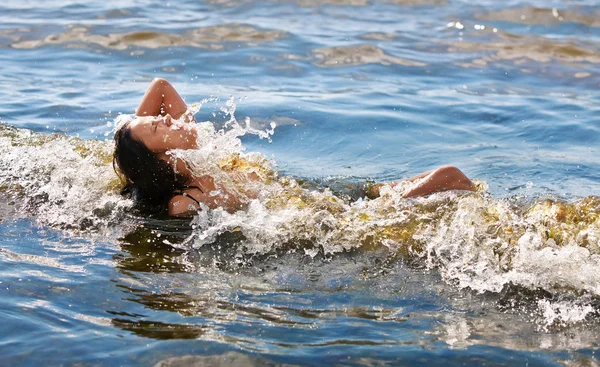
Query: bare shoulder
168,194,200,217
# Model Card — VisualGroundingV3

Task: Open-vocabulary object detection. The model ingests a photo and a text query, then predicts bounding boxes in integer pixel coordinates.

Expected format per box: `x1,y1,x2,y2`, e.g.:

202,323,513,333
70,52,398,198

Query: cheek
166,129,197,149
143,134,167,152
130,124,166,152
144,127,175,152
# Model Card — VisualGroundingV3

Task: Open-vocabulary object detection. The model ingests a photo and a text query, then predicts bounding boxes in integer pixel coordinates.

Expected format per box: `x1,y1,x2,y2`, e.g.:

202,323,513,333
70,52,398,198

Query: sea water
0,0,599,366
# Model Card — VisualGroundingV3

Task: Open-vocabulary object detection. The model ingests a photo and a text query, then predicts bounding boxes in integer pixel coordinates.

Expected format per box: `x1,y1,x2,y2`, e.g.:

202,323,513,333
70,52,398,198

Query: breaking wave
1,99,599,329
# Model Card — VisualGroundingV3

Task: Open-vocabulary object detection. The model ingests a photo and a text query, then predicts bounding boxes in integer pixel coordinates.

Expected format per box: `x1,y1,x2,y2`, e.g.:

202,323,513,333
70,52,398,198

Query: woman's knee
434,165,462,177
151,77,168,84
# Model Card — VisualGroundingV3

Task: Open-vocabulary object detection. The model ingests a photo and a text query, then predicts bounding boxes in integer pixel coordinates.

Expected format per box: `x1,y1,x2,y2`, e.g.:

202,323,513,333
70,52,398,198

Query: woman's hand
180,110,196,124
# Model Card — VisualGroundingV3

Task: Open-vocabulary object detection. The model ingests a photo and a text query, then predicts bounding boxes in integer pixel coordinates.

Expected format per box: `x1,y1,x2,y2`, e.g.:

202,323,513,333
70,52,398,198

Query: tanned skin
127,78,475,216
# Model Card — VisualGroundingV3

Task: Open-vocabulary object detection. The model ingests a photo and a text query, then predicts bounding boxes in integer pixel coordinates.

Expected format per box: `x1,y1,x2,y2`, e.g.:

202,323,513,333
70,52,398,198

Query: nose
163,114,173,127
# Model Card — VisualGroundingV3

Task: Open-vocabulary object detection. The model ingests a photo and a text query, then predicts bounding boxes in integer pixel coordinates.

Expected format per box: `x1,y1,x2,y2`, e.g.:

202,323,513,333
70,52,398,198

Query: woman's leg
366,166,474,199
399,165,474,198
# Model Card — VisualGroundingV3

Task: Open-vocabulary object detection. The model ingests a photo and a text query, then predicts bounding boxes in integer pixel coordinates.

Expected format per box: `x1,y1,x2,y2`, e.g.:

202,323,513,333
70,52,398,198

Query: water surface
1,0,599,365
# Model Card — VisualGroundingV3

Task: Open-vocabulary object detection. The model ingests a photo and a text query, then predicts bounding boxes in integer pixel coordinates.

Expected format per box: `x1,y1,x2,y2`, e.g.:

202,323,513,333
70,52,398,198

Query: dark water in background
1,0,600,366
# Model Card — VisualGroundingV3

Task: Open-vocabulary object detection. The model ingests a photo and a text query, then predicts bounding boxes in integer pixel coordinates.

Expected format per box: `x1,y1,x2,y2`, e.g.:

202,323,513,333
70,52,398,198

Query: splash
169,96,277,205
182,176,600,327
169,102,600,326
0,123,127,229
1,98,600,327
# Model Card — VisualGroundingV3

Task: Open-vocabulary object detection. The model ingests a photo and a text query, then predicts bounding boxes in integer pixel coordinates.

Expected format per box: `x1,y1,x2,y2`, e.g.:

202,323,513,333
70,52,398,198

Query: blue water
1,0,600,365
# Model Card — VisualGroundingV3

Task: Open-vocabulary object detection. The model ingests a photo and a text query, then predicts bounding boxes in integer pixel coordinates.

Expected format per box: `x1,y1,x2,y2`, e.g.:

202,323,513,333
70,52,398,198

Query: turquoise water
1,0,600,365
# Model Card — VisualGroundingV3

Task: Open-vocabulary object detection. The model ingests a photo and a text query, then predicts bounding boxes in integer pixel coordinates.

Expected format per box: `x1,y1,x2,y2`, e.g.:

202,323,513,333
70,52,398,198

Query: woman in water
113,78,475,216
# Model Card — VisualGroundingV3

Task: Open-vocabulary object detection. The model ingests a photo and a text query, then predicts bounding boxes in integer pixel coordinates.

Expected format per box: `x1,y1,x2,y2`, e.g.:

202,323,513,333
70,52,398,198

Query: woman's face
128,115,198,153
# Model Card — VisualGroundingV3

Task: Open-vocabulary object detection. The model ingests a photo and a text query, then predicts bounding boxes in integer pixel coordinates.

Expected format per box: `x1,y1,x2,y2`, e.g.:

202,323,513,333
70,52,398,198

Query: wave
1,102,600,328
8,23,287,52
0,123,128,229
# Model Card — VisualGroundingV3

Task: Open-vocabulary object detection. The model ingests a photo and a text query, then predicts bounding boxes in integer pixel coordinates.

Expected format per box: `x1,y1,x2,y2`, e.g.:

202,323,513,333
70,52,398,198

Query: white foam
2,97,600,328
0,125,127,229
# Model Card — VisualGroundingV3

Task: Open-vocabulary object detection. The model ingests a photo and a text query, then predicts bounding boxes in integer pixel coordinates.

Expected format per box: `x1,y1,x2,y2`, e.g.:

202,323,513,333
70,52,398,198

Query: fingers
181,111,196,124
186,114,196,123
161,114,173,127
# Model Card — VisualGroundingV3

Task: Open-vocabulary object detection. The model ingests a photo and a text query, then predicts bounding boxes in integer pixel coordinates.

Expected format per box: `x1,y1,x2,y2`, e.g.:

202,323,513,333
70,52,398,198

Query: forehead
129,116,151,128
128,116,152,131
126,117,152,142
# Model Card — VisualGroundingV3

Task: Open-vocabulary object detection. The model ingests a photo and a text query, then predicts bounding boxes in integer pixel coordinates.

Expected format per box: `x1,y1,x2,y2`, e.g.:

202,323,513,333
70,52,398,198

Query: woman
113,78,475,216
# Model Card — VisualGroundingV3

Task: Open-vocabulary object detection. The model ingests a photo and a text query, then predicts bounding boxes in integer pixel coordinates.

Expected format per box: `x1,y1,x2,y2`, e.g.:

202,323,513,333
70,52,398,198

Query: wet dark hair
113,121,188,211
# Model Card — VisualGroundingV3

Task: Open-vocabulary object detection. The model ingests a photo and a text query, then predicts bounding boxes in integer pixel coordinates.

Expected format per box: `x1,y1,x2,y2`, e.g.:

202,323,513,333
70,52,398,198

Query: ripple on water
0,247,86,275
379,0,447,5
95,9,132,19
204,0,447,7
2,0,600,363
359,32,399,41
312,44,426,67
9,23,288,51
476,6,600,27
153,352,297,367
445,27,600,70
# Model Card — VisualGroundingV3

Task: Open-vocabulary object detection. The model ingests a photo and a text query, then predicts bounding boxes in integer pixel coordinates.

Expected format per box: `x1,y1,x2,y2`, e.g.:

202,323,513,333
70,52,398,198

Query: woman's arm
167,182,245,216
168,194,201,217
135,78,189,119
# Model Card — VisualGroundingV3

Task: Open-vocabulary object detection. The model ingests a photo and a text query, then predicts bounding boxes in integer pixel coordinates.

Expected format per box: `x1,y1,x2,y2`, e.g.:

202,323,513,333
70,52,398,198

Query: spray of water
0,123,127,229
1,98,599,328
